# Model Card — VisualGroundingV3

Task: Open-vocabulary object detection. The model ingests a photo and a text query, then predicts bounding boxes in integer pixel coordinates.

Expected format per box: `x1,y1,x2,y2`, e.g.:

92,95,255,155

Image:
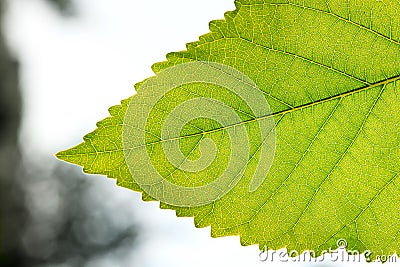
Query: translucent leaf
57,0,400,261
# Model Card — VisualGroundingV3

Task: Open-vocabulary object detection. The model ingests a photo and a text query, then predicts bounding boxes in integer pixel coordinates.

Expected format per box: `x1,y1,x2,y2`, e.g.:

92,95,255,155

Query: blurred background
0,0,397,266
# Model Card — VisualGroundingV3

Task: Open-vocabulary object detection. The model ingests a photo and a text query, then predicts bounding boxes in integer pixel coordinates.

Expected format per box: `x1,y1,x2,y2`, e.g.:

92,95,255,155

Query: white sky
3,0,397,266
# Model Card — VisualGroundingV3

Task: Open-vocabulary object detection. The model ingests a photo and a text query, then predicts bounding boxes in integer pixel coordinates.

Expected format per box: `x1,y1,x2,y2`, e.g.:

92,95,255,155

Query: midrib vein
128,74,400,150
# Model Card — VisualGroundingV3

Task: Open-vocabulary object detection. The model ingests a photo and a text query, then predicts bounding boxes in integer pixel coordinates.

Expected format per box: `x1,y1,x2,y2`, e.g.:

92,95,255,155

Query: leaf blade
57,0,400,261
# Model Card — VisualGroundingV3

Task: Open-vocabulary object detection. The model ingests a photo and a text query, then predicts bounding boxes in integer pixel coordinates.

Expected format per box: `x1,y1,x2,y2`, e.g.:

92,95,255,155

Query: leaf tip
55,147,76,164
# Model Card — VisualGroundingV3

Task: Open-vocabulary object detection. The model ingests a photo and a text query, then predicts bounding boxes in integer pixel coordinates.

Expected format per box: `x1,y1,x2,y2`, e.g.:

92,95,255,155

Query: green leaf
57,0,400,261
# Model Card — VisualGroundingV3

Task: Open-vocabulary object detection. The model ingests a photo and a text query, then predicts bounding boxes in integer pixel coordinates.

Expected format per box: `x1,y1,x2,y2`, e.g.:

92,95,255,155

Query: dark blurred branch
44,0,76,16
0,0,24,264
